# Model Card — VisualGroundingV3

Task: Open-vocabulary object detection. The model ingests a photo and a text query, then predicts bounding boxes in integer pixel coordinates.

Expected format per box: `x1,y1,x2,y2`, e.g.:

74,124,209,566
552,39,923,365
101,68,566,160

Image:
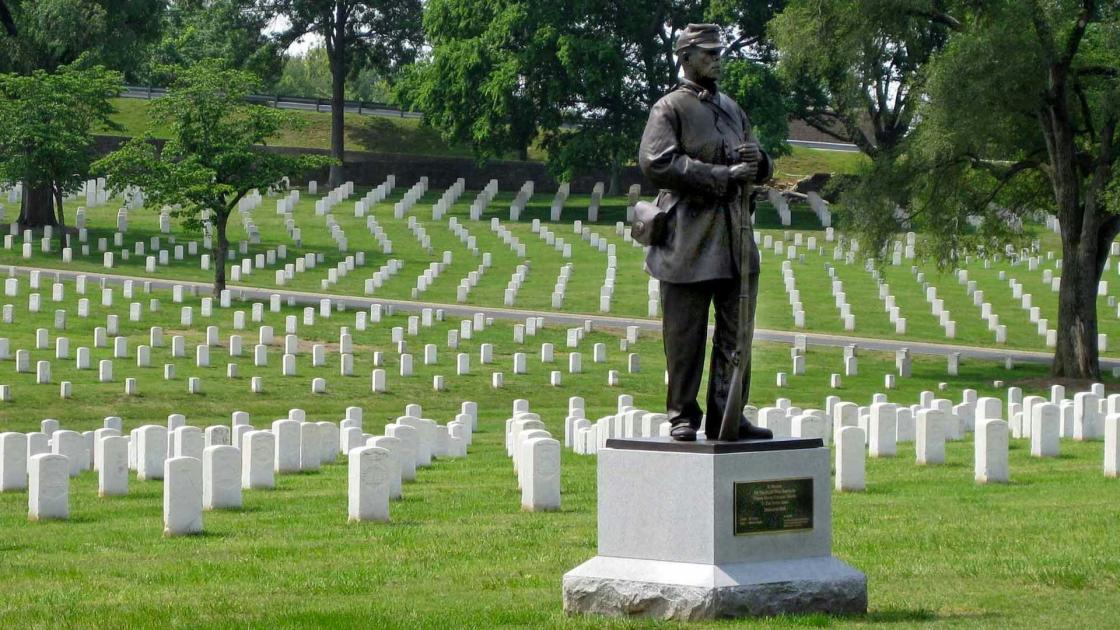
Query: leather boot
738,419,773,440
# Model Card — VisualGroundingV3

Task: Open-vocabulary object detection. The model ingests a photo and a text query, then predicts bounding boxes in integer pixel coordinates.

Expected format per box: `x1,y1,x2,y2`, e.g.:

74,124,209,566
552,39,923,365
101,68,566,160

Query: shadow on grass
739,606,1001,627
347,118,475,158
182,530,229,540
760,606,997,626
864,607,939,623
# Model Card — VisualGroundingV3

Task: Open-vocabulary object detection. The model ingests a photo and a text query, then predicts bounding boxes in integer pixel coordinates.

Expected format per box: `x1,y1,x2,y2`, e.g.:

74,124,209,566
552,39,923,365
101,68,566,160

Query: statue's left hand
735,141,762,165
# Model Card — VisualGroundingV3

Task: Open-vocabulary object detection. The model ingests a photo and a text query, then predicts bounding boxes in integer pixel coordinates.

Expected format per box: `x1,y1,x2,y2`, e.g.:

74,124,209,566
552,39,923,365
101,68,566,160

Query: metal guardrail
119,85,423,119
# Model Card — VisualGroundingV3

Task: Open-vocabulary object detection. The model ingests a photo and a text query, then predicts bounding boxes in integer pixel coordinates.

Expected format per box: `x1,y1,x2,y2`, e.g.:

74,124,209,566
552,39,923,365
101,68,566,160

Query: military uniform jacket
638,80,771,283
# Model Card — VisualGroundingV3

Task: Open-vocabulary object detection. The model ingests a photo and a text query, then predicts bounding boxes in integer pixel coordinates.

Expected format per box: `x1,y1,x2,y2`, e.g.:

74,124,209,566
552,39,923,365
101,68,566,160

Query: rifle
718,172,756,441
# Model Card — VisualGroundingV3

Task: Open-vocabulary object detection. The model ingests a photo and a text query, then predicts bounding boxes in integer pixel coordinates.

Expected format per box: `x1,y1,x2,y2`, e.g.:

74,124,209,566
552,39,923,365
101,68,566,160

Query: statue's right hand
729,162,757,183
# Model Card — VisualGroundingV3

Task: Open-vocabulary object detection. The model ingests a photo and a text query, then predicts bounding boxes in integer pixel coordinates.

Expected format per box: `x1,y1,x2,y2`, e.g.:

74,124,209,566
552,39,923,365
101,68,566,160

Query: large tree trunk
52,183,69,251
327,2,346,190
606,156,622,196
1052,227,1101,379
213,213,229,298
1040,77,1109,380
18,181,58,229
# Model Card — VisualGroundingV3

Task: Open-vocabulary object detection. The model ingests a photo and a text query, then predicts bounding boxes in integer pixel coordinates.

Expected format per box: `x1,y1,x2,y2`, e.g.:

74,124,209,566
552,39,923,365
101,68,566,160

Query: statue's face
683,47,723,81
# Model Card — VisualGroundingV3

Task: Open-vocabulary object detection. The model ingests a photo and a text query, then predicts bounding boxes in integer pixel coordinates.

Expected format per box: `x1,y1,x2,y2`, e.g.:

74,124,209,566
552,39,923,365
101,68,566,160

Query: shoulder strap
714,93,747,143
676,84,745,141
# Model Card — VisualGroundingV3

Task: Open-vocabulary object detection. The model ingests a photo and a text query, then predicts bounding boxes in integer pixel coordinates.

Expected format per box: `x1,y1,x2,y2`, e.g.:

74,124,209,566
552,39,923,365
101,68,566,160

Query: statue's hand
735,141,762,165
729,162,757,183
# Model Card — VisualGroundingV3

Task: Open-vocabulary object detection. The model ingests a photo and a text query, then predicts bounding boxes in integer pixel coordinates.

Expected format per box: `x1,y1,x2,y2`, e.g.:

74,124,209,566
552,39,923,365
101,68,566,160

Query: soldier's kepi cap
675,24,725,53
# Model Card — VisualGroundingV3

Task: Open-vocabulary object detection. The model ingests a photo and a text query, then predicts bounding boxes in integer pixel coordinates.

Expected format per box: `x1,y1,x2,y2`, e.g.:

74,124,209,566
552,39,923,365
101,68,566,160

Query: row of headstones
3,268,641,361
772,338,915,387
883,235,1108,346
4,263,645,362
488,217,527,258
1,303,643,398
8,222,315,295
766,189,793,227
503,400,562,511
404,216,436,255
550,386,1120,490
6,222,280,274
455,259,491,303
428,178,466,221
508,181,534,221
313,181,357,217
410,256,451,299
351,176,396,218
314,252,370,291
834,400,1120,491
467,180,499,221
0,289,392,393
447,216,483,258
500,262,530,307
1,401,478,529
950,267,1011,344
21,181,636,311
751,386,1120,487
391,178,430,220
557,394,668,455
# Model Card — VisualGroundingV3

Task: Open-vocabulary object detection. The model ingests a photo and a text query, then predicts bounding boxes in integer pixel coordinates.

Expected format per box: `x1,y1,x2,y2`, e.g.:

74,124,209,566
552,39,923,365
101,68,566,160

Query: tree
545,1,709,193
849,1,1119,379
0,0,163,227
403,0,711,192
707,2,791,158
0,62,123,248
270,0,423,188
0,0,163,77
274,46,390,102
719,58,791,159
94,61,334,296
395,0,570,163
769,0,959,158
141,0,283,87
0,2,15,37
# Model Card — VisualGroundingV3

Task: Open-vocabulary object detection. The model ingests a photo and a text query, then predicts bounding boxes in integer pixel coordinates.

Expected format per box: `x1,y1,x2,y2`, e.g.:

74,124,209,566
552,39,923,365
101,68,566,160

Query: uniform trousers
660,273,758,437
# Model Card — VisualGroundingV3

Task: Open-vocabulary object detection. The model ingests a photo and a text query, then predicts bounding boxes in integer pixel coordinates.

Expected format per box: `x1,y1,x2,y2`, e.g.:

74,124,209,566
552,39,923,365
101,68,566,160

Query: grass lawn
102,98,483,159
0,280,1116,627
773,145,867,182
3,181,1115,359
100,98,866,180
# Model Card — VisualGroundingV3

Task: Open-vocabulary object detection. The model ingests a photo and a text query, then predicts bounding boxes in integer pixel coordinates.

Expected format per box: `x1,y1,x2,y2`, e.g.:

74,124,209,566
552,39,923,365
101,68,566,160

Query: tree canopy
402,0,717,192
0,61,122,242
94,61,334,295
395,0,571,163
842,0,1119,378
770,0,958,158
0,0,163,76
141,0,283,86
269,0,424,187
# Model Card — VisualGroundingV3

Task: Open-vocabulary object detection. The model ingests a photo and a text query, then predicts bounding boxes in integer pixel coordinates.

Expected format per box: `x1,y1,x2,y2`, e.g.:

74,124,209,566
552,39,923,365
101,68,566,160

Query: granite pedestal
562,437,867,620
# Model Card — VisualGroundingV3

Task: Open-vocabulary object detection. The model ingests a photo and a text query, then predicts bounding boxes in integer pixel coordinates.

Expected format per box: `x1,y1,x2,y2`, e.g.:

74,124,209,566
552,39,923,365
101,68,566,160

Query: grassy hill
102,98,866,183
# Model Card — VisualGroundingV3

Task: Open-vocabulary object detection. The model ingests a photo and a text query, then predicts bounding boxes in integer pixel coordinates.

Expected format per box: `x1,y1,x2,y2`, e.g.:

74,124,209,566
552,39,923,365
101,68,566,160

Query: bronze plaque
734,478,814,536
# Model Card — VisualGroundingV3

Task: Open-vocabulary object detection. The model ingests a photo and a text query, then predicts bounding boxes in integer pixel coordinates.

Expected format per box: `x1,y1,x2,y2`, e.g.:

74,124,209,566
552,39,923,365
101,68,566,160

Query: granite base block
563,555,867,620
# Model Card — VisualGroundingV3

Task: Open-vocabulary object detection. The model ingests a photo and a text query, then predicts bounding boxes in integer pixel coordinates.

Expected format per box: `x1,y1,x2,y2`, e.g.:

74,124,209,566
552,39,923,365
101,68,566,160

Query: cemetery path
11,264,1113,369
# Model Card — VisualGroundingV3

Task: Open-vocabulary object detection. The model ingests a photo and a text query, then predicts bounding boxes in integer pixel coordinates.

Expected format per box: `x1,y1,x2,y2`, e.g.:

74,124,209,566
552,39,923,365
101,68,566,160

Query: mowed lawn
1,181,1115,358
0,283,1117,627
101,98,867,181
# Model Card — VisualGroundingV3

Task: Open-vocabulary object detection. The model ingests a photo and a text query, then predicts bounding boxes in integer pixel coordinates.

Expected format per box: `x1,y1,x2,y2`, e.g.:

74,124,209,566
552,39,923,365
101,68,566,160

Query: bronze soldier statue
639,23,774,442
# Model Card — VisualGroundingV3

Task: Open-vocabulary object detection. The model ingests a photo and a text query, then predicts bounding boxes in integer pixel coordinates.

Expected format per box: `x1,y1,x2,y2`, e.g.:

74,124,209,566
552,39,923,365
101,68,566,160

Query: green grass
0,281,1117,627
102,98,484,159
773,145,868,182
5,182,1116,360
101,98,867,175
